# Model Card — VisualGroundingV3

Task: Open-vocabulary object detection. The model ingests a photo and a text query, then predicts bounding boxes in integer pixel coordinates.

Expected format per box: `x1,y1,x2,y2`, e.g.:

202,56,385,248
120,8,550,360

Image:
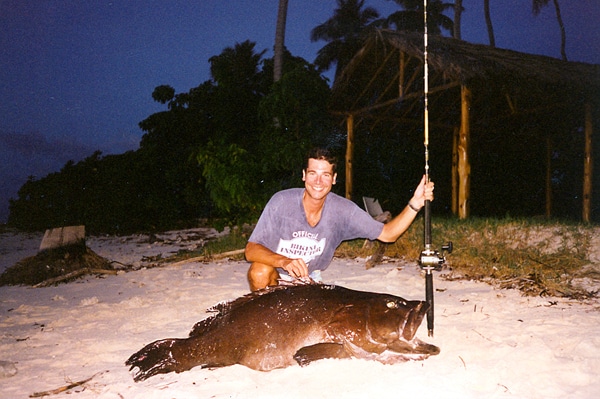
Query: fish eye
386,301,398,309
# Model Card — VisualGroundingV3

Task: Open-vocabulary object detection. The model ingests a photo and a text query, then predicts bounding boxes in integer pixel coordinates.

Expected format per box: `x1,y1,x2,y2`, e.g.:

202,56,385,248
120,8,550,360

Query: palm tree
532,0,567,61
310,0,380,81
384,0,454,35
273,0,289,82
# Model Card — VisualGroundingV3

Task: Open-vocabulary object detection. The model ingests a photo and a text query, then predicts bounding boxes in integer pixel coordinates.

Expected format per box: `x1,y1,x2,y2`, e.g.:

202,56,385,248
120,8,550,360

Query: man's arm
377,206,420,242
245,241,309,278
377,175,434,243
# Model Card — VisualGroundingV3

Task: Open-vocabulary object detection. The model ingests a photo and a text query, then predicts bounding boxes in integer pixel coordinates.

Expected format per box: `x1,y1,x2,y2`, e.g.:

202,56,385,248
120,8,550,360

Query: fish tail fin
126,338,192,382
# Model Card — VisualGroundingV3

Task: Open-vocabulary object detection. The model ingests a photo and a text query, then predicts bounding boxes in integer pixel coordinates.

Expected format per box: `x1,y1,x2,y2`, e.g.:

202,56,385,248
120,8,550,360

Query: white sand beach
1,228,598,398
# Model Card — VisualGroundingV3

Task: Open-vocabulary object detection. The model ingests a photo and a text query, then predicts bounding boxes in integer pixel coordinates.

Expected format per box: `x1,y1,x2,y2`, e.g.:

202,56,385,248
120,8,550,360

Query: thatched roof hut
330,30,599,221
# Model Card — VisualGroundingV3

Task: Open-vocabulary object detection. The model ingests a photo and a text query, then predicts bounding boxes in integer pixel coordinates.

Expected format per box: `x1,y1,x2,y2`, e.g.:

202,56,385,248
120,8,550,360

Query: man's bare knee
248,262,279,291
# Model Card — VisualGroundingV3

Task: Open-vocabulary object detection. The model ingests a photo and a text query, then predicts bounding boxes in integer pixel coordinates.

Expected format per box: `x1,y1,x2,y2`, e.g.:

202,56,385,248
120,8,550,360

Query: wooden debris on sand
0,226,115,287
29,370,108,397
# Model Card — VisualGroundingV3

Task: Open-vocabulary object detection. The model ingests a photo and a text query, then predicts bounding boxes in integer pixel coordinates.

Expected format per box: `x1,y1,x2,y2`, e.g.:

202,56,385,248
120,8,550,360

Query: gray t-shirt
248,188,384,273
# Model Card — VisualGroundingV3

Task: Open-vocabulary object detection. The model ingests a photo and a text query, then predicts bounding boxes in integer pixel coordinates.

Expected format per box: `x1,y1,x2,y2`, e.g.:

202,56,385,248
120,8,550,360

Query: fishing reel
419,240,452,338
419,242,452,272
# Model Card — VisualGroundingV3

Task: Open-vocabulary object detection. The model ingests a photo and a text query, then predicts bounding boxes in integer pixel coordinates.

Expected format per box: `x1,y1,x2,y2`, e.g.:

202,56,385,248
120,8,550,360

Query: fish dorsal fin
189,281,331,337
208,284,286,314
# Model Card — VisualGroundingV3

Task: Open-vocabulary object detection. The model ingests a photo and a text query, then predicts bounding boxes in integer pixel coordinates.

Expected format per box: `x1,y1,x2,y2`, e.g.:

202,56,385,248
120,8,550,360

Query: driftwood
29,370,107,397
365,241,389,270
168,249,246,267
33,268,118,288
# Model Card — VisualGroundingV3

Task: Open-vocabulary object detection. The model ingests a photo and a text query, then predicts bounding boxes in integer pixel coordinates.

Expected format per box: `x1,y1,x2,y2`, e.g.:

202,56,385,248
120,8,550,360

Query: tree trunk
484,0,495,47
453,0,462,39
346,114,354,200
533,0,567,61
273,0,289,82
552,0,567,61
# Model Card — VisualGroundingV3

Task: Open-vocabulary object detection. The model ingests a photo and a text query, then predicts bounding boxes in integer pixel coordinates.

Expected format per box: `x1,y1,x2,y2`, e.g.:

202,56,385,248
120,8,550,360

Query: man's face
302,158,337,201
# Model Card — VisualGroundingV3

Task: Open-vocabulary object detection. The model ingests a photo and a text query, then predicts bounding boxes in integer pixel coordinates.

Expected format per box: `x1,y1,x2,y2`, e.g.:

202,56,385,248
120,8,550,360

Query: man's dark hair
304,148,337,173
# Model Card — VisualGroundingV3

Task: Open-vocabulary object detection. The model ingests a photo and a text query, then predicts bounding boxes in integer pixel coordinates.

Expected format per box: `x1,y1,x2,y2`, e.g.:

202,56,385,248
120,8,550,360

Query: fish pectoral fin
387,338,440,356
293,343,351,367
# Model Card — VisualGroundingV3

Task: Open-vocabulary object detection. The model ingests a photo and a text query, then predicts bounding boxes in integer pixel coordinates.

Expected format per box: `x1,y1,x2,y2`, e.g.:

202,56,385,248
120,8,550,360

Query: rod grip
424,199,432,246
425,271,434,336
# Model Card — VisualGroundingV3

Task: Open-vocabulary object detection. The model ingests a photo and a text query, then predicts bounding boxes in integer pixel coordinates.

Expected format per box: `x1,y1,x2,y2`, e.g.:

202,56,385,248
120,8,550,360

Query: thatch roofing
331,29,600,115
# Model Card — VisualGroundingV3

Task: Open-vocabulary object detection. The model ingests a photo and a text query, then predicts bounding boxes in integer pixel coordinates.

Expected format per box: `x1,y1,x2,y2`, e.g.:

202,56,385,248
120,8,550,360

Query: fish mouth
401,301,430,341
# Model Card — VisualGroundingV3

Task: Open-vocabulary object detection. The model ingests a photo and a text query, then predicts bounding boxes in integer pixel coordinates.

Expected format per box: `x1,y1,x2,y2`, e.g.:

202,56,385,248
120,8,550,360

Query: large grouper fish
126,281,440,381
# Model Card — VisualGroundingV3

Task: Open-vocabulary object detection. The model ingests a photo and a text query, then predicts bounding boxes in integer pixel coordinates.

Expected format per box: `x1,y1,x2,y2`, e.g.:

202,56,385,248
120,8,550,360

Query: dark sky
0,0,598,223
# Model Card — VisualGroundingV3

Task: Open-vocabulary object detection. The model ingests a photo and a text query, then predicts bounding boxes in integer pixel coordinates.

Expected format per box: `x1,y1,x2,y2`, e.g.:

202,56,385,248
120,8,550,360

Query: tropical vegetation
8,42,332,233
7,0,592,235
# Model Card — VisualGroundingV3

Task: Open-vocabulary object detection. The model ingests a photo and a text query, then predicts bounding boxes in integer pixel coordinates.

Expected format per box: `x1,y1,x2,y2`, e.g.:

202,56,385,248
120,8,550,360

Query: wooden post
452,126,459,215
458,85,471,219
346,114,354,200
40,225,86,251
582,103,593,223
399,51,405,98
545,137,553,219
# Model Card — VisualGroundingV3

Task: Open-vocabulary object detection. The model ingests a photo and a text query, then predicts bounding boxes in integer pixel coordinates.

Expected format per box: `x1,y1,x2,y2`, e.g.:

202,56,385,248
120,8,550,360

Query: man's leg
247,262,280,291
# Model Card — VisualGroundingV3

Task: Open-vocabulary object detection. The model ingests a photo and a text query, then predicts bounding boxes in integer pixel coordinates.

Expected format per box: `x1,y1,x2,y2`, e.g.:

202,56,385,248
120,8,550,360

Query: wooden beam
458,85,472,219
582,103,593,223
340,81,461,117
346,114,354,200
350,49,398,111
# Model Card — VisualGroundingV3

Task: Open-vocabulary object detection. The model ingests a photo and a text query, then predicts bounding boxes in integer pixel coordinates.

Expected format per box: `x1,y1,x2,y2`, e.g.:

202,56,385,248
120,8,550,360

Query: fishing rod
419,0,452,338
